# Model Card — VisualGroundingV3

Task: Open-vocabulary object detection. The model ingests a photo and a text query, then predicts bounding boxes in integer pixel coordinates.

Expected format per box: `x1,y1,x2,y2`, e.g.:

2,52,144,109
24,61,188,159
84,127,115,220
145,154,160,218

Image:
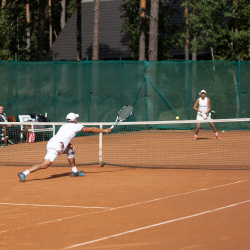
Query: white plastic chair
18,115,55,142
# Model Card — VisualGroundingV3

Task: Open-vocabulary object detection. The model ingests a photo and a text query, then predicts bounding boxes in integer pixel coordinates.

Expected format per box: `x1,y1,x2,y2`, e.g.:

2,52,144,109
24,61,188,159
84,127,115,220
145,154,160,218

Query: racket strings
118,106,133,120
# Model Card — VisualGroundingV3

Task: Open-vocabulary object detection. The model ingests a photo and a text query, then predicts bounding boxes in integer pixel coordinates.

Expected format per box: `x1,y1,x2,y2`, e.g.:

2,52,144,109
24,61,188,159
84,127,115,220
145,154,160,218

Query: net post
99,123,103,164
52,125,55,136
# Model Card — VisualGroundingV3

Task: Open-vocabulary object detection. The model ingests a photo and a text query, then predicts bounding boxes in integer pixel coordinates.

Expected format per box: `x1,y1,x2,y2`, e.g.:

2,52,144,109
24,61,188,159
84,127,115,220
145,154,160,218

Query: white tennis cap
199,90,206,94
66,113,79,121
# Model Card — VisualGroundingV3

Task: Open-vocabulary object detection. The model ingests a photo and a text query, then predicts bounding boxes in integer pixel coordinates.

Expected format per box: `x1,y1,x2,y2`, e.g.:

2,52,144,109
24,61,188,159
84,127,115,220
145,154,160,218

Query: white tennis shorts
44,140,73,162
196,112,207,121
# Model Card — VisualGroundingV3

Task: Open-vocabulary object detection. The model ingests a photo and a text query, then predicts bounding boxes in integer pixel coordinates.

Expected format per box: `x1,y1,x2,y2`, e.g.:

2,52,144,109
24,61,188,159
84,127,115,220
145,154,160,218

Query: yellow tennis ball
176,116,179,120
222,130,225,133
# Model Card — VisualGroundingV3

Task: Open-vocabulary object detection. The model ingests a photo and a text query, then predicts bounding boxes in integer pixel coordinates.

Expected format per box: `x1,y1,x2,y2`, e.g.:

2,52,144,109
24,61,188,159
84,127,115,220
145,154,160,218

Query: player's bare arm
193,99,200,112
206,98,211,114
82,127,112,134
68,143,77,153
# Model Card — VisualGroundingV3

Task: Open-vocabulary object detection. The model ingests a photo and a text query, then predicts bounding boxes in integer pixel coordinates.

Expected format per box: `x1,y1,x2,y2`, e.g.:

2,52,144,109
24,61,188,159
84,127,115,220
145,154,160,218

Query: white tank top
198,97,208,113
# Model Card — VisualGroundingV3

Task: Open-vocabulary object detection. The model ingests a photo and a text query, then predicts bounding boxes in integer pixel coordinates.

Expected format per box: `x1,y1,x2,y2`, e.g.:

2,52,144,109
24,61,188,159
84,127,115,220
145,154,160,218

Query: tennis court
1,119,250,249
1,166,250,249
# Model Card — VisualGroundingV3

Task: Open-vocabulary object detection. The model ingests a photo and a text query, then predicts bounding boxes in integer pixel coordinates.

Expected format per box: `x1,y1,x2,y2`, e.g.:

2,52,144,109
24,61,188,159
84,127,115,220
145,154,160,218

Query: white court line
64,199,250,249
0,214,83,234
0,180,247,235
107,180,247,211
0,203,109,209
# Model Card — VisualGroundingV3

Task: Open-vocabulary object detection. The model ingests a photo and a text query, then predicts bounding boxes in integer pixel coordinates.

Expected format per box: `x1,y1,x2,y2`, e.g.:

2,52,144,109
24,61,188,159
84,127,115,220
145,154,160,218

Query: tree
66,0,76,21
92,0,100,60
148,0,159,61
184,0,189,60
49,0,52,48
2,0,6,7
139,0,146,61
26,0,30,57
191,0,197,61
188,0,250,61
230,0,250,61
76,0,82,61
120,0,181,60
60,0,66,29
38,0,46,60
0,0,27,60
0,1,14,59
0,0,63,61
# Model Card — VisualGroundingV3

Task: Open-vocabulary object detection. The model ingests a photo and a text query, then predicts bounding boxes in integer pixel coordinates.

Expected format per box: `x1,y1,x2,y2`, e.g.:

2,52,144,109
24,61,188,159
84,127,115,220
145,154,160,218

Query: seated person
0,126,9,146
0,106,20,144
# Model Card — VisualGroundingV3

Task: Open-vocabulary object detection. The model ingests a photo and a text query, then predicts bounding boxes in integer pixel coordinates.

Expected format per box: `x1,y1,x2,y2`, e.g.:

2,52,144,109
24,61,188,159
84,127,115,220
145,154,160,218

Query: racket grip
110,125,114,129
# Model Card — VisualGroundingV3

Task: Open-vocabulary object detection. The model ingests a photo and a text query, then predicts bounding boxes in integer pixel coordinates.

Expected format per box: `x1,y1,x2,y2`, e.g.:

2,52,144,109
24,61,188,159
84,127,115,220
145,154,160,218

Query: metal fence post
15,54,19,119
238,57,241,118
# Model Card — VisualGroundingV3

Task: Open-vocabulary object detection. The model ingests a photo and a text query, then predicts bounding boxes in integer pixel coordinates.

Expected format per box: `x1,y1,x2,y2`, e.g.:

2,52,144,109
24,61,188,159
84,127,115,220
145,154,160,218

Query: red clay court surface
1,165,250,249
0,129,249,169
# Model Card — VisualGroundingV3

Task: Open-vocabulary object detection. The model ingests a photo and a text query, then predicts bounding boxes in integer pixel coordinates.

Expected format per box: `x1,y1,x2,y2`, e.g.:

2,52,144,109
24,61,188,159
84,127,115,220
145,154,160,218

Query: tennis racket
200,110,216,120
198,111,208,119
110,105,133,129
208,110,216,119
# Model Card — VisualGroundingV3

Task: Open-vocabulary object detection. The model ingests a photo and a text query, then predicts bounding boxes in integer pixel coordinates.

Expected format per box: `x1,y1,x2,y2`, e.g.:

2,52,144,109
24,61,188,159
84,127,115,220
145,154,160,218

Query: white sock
23,170,30,176
72,166,78,173
194,134,197,137
215,132,218,136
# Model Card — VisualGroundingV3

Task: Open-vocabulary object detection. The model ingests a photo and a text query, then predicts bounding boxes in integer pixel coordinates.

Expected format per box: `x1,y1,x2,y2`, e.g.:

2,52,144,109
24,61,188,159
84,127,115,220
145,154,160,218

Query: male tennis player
17,113,112,182
193,90,221,140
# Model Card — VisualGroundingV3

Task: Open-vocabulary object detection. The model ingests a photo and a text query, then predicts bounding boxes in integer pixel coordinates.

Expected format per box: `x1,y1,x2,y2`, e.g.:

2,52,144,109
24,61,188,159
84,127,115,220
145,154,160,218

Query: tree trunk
2,0,6,7
77,0,82,61
211,47,214,60
191,0,197,61
38,0,46,60
49,0,52,48
92,0,100,60
232,0,238,56
139,0,146,61
184,0,189,60
192,37,197,61
148,0,159,61
60,0,66,30
26,0,30,58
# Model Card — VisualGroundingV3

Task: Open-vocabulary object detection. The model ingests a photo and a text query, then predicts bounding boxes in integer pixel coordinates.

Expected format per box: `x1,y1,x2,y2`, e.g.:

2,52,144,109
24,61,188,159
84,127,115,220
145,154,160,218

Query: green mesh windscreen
0,60,249,122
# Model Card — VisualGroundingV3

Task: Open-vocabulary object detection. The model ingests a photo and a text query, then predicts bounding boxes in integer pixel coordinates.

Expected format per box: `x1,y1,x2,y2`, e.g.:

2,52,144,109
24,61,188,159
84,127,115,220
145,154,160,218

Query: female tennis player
17,113,112,182
193,90,221,140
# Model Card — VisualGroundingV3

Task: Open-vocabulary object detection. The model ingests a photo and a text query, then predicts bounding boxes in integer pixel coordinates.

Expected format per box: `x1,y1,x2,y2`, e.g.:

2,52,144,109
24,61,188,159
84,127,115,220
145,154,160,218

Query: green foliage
120,0,142,59
0,0,249,61
121,0,250,61
187,0,250,61
0,0,63,61
0,0,27,60
120,0,182,60
67,0,77,20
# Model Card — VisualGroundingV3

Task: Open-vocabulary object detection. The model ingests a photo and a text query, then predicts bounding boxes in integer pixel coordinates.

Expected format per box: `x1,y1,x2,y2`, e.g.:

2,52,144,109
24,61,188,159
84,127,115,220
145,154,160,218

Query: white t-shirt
0,114,8,122
50,123,84,149
198,97,208,113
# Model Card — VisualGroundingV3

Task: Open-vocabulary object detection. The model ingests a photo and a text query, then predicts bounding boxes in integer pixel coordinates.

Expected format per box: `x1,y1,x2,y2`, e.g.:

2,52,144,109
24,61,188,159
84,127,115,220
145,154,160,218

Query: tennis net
1,119,250,169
